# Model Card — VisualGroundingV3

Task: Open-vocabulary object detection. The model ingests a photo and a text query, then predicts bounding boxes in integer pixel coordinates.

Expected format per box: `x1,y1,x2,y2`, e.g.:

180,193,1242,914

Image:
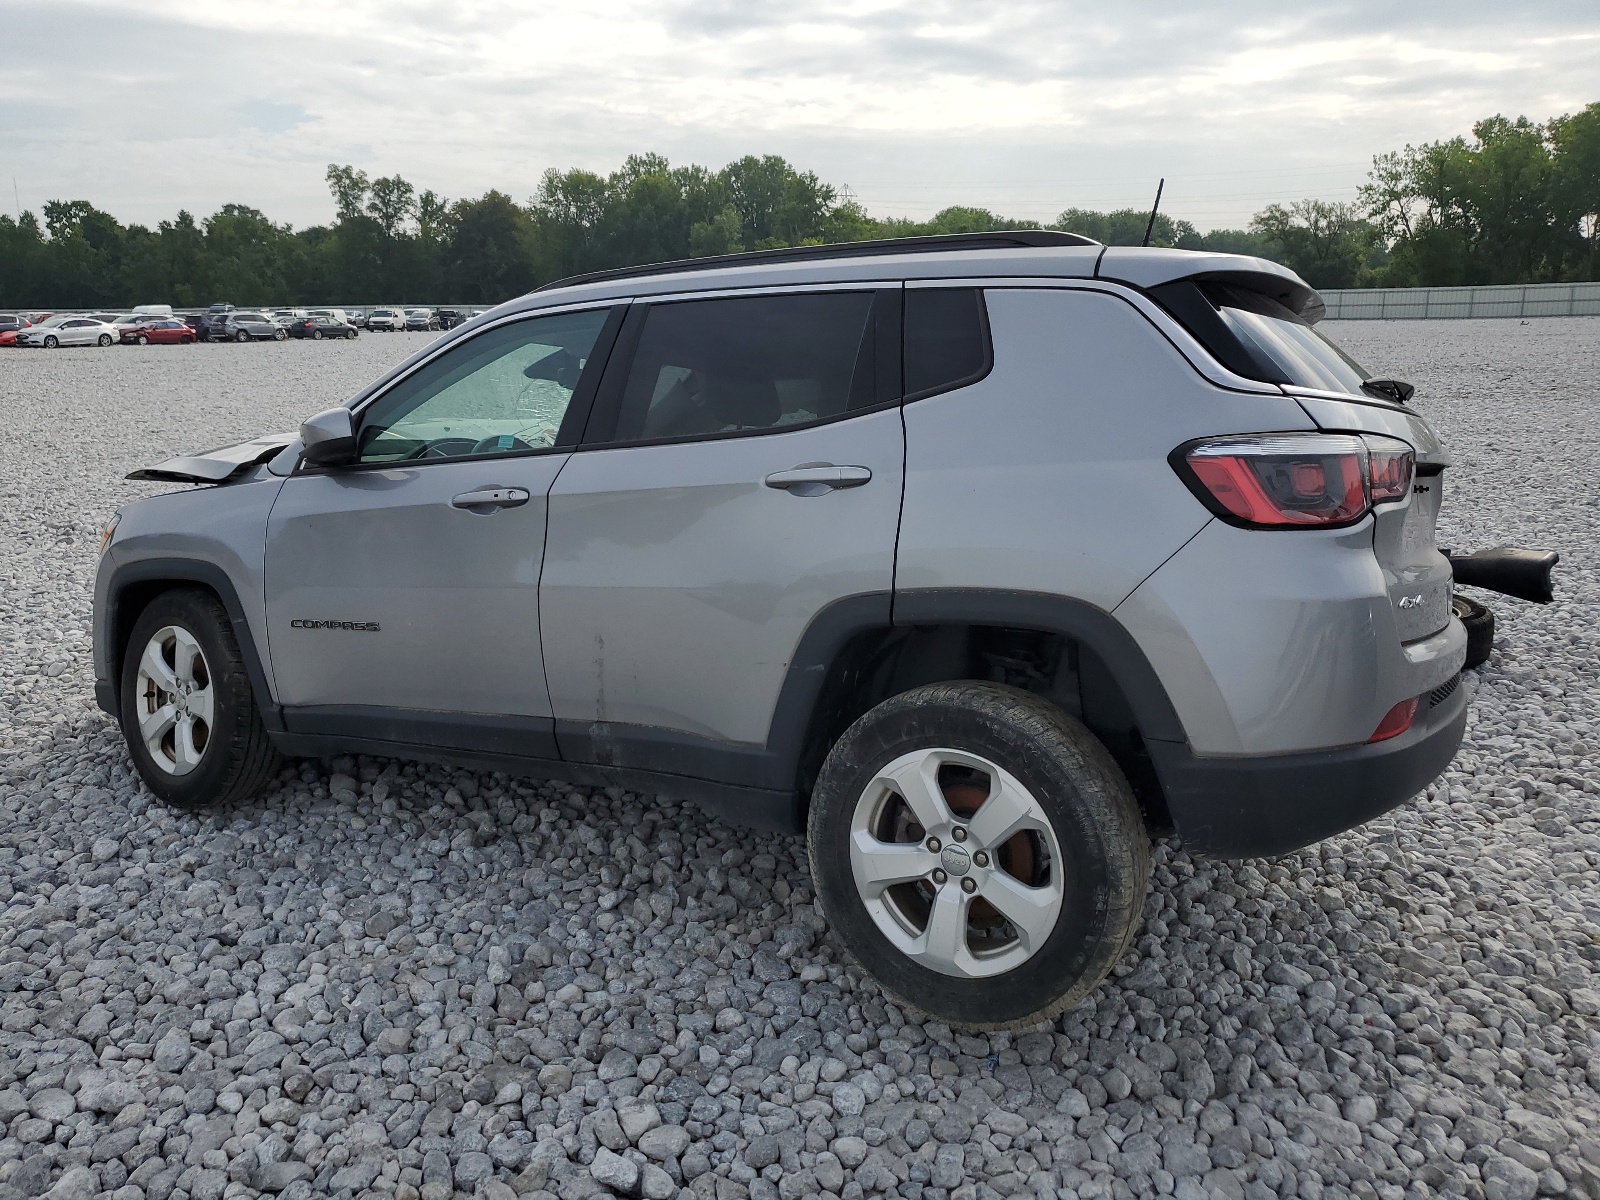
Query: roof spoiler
127,433,296,485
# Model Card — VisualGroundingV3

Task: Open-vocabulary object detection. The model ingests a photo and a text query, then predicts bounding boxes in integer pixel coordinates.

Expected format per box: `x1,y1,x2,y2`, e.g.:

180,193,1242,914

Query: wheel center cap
940,844,971,877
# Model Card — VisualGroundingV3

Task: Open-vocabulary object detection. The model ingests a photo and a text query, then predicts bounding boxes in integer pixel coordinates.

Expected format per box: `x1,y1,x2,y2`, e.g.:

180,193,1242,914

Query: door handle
764,464,872,492
451,486,531,510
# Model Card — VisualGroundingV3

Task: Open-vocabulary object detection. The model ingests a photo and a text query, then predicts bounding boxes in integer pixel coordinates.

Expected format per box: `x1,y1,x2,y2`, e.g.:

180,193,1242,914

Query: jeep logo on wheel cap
940,844,972,876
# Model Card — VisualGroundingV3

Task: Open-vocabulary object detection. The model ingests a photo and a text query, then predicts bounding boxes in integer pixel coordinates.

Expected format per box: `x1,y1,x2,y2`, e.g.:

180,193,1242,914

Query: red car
0,313,33,346
122,319,196,345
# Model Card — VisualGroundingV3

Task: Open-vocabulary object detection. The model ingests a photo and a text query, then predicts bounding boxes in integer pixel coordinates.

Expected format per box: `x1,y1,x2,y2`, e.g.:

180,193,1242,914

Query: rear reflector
1174,433,1415,529
1368,697,1419,743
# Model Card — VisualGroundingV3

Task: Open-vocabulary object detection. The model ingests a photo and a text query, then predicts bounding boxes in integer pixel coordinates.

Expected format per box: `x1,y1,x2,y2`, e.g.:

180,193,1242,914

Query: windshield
1205,284,1371,396
36,315,69,328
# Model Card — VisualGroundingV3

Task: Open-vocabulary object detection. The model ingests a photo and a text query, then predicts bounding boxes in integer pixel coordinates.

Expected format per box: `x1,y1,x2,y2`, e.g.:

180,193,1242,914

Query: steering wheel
469,434,535,455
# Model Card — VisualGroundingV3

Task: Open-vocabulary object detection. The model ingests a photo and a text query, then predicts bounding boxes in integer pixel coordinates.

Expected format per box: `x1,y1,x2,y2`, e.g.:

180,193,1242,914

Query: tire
136,335,149,346
43,335,58,348
808,681,1150,1029
349,329,358,338
312,329,323,340
1454,594,1495,669
235,330,249,343
118,588,280,810
97,333,113,346
274,329,287,341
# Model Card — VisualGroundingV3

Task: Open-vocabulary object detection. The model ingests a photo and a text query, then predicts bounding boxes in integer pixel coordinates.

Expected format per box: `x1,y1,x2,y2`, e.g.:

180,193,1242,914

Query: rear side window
606,291,895,444
904,288,991,400
1151,280,1374,397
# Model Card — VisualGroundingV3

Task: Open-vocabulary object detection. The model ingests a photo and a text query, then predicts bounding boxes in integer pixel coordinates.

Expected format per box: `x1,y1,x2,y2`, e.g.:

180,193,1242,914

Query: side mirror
300,406,358,466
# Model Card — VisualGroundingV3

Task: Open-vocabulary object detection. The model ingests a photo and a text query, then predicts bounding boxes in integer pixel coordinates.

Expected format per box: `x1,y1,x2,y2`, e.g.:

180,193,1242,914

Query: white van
131,304,174,318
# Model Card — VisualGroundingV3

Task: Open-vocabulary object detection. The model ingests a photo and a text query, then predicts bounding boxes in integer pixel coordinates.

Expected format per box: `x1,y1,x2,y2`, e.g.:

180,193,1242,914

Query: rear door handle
451,486,530,510
764,464,872,491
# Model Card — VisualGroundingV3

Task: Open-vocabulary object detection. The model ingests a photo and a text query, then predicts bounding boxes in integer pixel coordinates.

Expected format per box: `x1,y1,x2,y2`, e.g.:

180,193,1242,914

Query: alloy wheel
848,747,1064,978
134,625,214,776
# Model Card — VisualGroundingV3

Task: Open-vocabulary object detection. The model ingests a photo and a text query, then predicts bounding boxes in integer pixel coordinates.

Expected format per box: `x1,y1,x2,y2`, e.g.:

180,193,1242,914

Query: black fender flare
99,557,283,731
763,588,1190,793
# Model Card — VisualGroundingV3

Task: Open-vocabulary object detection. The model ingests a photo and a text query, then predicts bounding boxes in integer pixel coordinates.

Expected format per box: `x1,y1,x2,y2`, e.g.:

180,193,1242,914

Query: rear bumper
1147,676,1467,858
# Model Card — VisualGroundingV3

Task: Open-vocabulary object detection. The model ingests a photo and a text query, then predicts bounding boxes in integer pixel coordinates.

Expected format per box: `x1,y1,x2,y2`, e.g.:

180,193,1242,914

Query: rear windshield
1205,284,1370,395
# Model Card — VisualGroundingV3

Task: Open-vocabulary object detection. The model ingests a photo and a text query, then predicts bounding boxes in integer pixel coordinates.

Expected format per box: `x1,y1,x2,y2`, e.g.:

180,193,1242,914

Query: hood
126,433,297,485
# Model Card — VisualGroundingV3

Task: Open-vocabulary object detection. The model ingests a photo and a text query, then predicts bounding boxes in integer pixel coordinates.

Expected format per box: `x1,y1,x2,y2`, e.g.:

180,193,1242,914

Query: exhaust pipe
1444,546,1559,604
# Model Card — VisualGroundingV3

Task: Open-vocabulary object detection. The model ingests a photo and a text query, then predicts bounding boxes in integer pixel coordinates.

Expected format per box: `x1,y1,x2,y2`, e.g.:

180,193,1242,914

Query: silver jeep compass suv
95,232,1478,1027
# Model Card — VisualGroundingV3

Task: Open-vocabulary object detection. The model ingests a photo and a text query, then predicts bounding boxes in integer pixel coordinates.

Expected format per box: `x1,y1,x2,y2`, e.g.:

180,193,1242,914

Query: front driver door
264,305,621,754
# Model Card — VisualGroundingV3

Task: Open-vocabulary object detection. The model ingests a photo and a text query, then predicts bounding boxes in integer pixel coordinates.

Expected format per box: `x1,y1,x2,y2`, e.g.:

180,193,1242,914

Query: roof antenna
1141,177,1165,247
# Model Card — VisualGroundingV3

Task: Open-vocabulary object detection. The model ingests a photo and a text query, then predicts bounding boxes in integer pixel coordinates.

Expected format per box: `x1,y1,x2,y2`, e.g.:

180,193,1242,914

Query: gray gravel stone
1,321,1598,1200
589,1147,638,1193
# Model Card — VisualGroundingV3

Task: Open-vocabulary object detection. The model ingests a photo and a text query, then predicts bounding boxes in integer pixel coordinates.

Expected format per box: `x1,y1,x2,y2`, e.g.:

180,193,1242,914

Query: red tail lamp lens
1179,433,1417,529
1368,697,1419,743
1184,434,1368,527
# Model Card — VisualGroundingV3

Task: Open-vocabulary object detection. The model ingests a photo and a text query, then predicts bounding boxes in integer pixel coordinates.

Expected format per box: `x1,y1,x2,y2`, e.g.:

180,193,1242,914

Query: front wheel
235,330,249,343
274,328,287,341
43,335,58,348
808,682,1149,1029
119,588,280,810
136,334,150,346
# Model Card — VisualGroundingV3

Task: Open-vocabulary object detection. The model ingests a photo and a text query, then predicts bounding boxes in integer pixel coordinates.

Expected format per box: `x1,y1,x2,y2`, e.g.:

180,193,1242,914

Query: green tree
1249,200,1379,289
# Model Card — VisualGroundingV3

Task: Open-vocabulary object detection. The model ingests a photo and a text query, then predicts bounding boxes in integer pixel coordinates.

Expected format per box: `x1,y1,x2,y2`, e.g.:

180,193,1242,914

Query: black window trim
577,284,905,452
293,303,628,477
901,282,995,404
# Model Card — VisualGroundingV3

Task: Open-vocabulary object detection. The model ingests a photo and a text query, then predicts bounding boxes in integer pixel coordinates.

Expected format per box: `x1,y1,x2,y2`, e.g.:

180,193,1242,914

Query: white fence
1321,281,1600,320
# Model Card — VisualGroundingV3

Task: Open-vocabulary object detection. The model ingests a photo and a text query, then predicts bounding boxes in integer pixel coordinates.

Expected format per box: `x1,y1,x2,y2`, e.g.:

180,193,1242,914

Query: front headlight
98,513,121,556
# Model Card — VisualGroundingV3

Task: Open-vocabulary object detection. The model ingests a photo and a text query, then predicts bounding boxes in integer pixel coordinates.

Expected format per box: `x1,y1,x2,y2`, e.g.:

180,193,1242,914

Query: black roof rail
533,229,1099,293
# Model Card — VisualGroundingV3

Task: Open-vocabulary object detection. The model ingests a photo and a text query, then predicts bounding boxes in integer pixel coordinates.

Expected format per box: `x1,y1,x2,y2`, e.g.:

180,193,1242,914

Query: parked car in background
178,314,208,340
271,309,309,324
214,312,287,342
111,314,169,337
131,304,174,318
287,315,359,340
121,319,197,345
345,310,368,328
18,315,119,347
433,309,466,330
308,307,358,327
0,314,33,346
366,308,406,331
405,308,439,331
208,302,236,314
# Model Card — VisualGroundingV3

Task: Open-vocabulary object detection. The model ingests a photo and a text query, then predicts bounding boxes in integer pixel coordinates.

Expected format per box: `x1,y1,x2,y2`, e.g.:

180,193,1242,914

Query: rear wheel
119,589,279,810
235,329,249,343
1453,595,1495,669
808,681,1149,1028
97,333,113,346
312,328,323,340
136,334,149,346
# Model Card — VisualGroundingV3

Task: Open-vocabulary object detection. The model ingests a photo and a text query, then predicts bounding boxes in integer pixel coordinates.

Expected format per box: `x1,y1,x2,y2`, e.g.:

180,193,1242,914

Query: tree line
1,103,1594,310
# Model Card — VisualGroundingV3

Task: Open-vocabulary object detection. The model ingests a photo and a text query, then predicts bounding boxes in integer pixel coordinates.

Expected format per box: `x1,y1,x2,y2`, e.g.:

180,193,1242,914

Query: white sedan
18,315,120,348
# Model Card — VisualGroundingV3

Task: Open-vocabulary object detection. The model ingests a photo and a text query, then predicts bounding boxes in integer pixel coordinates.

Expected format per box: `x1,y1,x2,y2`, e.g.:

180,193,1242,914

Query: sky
3,1,1597,233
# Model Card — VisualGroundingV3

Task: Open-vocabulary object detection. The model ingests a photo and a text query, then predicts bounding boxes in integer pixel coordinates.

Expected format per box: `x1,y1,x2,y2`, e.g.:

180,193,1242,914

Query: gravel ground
1,319,1598,1200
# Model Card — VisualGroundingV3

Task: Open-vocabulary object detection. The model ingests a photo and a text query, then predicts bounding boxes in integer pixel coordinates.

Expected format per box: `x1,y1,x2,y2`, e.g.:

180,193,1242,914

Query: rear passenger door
539,287,904,790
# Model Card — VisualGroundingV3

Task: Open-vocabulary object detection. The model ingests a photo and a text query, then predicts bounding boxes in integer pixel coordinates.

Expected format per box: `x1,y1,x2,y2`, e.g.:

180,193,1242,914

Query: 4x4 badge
1397,595,1424,609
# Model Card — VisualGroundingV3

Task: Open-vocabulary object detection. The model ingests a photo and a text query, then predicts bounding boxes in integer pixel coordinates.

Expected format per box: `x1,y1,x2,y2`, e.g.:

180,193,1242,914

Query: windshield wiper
1361,377,1415,405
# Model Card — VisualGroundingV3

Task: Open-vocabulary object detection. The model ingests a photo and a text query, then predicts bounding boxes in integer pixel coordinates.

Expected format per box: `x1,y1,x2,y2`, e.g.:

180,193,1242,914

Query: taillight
1173,433,1415,529
1368,696,1418,742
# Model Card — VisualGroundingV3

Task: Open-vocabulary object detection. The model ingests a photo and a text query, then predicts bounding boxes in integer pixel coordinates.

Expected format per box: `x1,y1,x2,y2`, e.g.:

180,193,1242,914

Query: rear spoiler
126,433,296,485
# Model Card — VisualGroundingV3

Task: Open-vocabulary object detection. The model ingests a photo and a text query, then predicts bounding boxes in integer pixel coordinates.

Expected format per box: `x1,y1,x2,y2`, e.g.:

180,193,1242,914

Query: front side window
355,308,613,463
609,291,887,443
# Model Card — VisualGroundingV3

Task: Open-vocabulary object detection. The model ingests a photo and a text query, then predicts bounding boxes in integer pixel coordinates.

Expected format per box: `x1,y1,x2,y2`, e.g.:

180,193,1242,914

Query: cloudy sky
4,1,1597,232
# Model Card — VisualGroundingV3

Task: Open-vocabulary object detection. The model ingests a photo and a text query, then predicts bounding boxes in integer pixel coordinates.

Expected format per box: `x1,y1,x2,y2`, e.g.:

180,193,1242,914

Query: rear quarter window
904,288,991,400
